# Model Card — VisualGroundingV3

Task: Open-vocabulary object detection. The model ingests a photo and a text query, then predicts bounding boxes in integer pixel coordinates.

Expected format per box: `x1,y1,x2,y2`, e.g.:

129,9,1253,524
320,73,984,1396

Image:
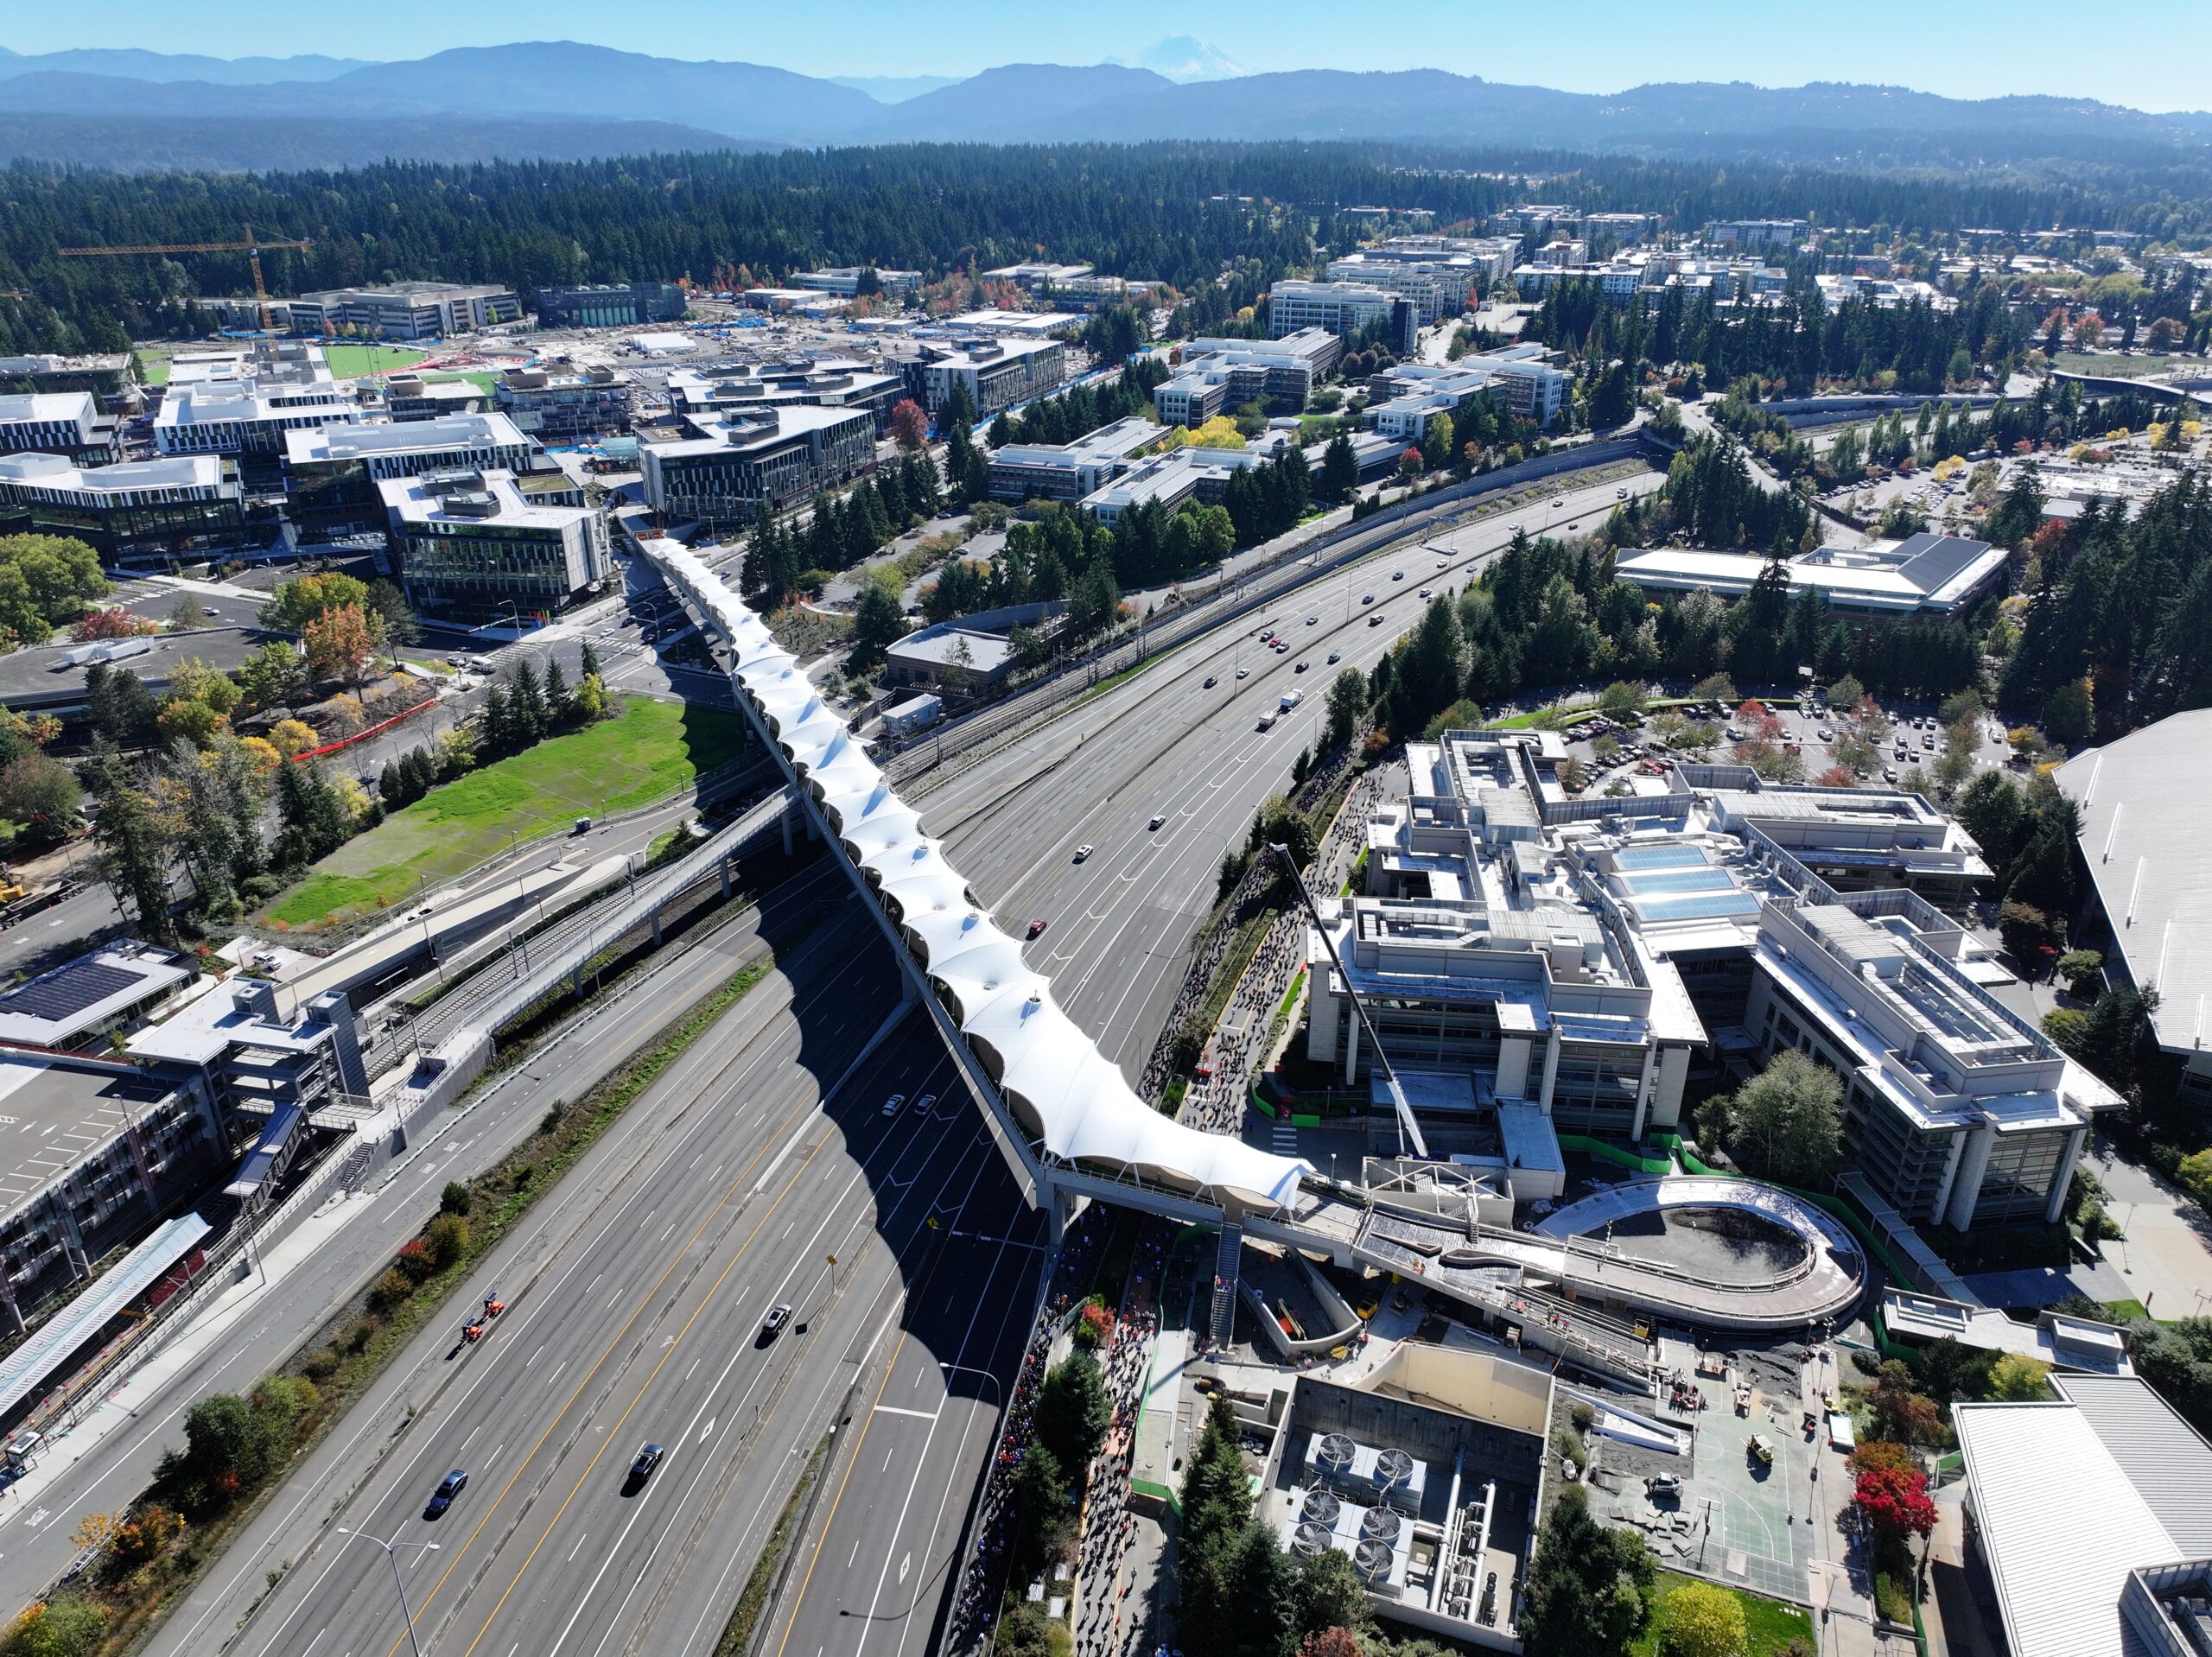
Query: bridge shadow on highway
759,869,1049,1654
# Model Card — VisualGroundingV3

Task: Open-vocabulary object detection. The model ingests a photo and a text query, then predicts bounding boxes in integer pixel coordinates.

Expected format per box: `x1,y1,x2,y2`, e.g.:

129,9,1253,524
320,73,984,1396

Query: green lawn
321,343,430,379
1627,1570,1815,1657
264,698,748,930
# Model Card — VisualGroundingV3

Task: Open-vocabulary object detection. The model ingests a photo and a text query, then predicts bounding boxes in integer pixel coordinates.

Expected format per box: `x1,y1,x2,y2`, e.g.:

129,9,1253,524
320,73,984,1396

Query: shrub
440,1181,472,1216
1,1597,108,1657
423,1214,469,1271
1661,1579,1748,1657
394,1238,439,1284
370,1267,416,1311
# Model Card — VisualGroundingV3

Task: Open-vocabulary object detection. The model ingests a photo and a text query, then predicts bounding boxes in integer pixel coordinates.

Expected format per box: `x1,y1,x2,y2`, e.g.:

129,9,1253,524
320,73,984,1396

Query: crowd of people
1073,1224,1170,1657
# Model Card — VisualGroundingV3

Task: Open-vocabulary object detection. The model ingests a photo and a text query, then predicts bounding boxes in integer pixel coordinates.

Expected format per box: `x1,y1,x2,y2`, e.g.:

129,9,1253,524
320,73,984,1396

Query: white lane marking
872,1405,938,1421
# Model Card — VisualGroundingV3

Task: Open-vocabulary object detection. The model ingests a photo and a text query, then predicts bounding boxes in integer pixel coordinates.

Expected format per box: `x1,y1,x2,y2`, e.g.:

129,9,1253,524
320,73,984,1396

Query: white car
1236,666,1249,679
1418,587,1433,599
1306,616,1319,626
1073,843,1094,861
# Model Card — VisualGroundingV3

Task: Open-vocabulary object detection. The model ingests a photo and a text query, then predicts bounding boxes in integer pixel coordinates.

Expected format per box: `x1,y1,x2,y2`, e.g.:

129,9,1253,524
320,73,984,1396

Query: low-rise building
932,309,1084,340
492,359,634,441
376,376,489,422
0,391,116,465
285,411,538,534
1323,253,1478,327
986,415,1160,504
1362,363,1505,441
378,467,611,614
903,338,1068,419
1612,532,2006,619
0,626,272,720
154,343,358,460
639,404,876,527
533,281,687,328
0,352,140,411
1705,218,1808,251
981,262,1094,289
792,267,921,299
1154,329,1343,422
0,453,247,561
665,359,906,435
290,282,523,340
0,940,198,1052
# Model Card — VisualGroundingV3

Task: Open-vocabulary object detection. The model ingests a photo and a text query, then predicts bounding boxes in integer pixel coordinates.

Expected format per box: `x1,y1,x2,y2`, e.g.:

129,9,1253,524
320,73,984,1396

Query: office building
1614,532,2006,619
986,416,1160,504
1266,280,1408,349
903,338,1068,419
1491,204,1577,235
1706,219,1809,251
1323,254,1478,327
0,940,198,1052
289,282,523,341
378,467,611,613
1153,330,1344,423
1361,363,1507,441
0,453,246,561
0,352,139,410
981,262,1094,290
639,404,876,527
154,343,358,460
377,376,488,422
792,268,920,299
1954,1375,2212,1657
0,391,116,465
933,309,1084,340
1082,430,1397,525
533,281,687,328
666,359,906,435
2059,710,2212,1115
285,412,537,533
1459,346,1568,428
493,359,634,441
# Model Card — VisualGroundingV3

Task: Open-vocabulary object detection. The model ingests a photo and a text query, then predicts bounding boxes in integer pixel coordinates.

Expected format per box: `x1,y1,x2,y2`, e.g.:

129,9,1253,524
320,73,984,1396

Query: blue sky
8,0,2211,112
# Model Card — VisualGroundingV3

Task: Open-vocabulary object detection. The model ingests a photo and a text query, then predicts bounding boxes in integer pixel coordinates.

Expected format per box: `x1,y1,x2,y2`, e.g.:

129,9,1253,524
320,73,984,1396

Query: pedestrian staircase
1208,1222,1243,1344
335,1143,374,1195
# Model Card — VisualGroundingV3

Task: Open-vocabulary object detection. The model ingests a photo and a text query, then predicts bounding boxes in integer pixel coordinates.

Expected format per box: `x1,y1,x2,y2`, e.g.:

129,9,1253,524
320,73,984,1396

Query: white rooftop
286,411,530,464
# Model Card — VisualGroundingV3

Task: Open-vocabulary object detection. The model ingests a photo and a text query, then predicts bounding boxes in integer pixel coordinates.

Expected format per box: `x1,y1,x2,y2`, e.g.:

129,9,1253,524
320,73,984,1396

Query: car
445,653,467,667
1882,766,1897,782
1294,660,1308,673
1816,728,1834,741
1326,651,1341,664
1073,843,1094,861
1435,557,1447,568
1236,666,1249,678
763,1303,792,1336
1027,917,1049,939
1148,813,1166,830
1368,614,1384,626
1274,641,1290,653
882,1093,906,1117
1645,1474,1683,1501
1392,570,1405,581
1418,587,1433,599
1361,594,1375,605
1551,497,1564,507
915,1093,936,1114
1617,487,1630,499
1567,522,1579,530
426,1469,468,1517
1203,675,1217,689
628,1444,664,1484
1306,616,1319,626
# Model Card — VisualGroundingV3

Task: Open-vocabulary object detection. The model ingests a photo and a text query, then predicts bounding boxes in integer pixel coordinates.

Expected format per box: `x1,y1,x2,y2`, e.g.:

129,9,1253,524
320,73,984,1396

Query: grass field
264,698,747,930
1627,1571,1815,1656
2052,352,2204,381
320,343,430,378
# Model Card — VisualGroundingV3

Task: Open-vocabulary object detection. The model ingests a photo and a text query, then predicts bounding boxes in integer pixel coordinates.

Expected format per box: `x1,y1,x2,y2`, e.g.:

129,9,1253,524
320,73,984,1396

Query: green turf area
2053,352,2201,381
425,370,503,396
1628,1571,1815,1656
264,698,747,929
321,344,430,379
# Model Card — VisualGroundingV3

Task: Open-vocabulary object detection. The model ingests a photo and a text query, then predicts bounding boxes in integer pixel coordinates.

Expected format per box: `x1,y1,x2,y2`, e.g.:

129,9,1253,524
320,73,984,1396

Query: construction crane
57,222,310,333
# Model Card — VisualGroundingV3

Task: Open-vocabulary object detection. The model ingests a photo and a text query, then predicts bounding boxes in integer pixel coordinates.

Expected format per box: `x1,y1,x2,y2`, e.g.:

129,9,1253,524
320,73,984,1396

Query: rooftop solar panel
0,961,140,1023
1613,844,1704,870
1634,891,1764,922
1624,867,1735,895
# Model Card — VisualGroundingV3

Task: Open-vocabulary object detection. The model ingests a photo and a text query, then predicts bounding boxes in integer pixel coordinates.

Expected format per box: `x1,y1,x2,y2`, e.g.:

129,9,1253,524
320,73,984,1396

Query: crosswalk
1270,1115,1299,1157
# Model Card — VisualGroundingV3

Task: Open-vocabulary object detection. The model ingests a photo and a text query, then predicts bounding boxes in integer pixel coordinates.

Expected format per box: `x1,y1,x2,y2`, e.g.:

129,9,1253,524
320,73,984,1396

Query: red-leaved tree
1854,1463,1937,1542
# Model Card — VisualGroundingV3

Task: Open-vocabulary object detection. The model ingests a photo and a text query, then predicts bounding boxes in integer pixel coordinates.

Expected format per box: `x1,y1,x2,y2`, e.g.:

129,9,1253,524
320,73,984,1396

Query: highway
920,461,1663,1076
147,894,1041,1657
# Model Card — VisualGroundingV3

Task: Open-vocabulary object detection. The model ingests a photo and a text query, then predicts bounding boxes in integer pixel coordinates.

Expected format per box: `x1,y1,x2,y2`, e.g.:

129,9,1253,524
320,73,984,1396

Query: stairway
1208,1222,1243,1345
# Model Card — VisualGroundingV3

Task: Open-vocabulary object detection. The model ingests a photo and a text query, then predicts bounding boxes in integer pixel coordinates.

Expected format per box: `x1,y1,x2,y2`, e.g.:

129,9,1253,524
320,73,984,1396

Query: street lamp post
334,1529,439,1657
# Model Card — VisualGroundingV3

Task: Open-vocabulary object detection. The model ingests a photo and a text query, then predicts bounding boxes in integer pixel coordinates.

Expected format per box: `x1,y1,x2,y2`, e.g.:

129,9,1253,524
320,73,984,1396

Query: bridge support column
721,854,734,900
781,803,795,855
900,968,919,1006
651,905,663,947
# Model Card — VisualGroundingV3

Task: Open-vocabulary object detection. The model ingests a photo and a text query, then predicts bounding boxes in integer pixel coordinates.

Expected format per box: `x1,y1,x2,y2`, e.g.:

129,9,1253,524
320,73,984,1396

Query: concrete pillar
900,968,919,1006
1537,1028,1562,1115
1630,1044,1658,1142
1944,1121,1998,1233
781,804,795,855
1342,1006,1360,1088
721,854,734,900
1495,1036,1532,1101
1926,1130,1966,1227
2044,1126,2088,1226
651,905,664,947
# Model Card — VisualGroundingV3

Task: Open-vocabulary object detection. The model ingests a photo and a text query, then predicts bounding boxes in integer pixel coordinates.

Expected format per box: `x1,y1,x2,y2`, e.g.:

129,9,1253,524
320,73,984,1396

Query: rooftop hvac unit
1291,1523,1333,1559
1375,1448,1416,1492
1300,1489,1342,1527
1353,1540,1395,1584
1358,1508,1402,1544
1316,1434,1357,1475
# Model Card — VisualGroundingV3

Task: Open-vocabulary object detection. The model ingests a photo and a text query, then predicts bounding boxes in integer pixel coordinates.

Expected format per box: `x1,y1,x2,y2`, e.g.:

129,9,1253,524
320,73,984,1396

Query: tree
1319,435,1360,502
1035,1353,1111,1485
1324,668,1369,751
259,570,370,632
0,533,108,645
365,579,418,651
89,749,174,939
1853,1463,1937,1542
304,604,377,690
1586,360,1634,429
851,583,908,669
889,397,931,451
573,672,607,722
1998,900,2059,968
2,1597,109,1657
543,657,573,726
236,640,308,711
2055,949,2104,998
1661,1579,1747,1657
1520,1488,1655,1657
84,663,159,746
1291,1550,1372,1641
1598,681,1647,719
266,718,318,758
1867,1361,1946,1447
507,658,547,744
1986,1353,2052,1400
1690,672,1738,704
1719,1048,1842,1187
2042,677,2094,746
0,754,79,846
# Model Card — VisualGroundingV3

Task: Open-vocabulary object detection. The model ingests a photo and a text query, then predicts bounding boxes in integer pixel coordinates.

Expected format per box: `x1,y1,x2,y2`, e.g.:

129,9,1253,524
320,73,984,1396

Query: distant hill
0,41,2202,174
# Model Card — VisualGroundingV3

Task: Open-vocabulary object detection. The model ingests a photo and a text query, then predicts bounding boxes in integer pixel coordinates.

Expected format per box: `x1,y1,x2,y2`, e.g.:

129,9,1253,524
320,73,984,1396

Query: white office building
905,338,1069,418
0,391,113,463
1267,280,1402,340
1323,254,1478,327
1153,329,1344,423
379,467,610,611
154,343,358,456
289,282,523,341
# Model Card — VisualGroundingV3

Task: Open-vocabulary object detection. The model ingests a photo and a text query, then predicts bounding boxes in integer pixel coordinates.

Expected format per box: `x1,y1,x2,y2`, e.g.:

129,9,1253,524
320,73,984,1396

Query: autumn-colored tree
1815,765,1859,789
1846,1439,1916,1478
1853,1463,1937,1541
1660,1578,1748,1657
889,397,931,451
260,570,371,632
1298,1629,1363,1657
304,604,377,689
71,605,156,642
1987,1353,2052,1400
267,719,318,758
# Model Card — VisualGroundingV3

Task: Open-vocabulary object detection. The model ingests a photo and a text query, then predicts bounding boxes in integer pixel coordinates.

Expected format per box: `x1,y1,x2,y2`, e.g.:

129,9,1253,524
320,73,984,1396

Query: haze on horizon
7,0,2210,115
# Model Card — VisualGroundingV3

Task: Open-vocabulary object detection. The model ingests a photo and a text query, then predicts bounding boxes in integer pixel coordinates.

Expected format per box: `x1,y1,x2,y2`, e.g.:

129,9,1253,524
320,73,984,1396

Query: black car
425,1468,468,1518
629,1444,664,1485
1202,676,1217,689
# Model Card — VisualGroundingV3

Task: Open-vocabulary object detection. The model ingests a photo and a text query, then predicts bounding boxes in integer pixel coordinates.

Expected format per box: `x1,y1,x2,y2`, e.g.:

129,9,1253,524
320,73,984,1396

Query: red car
1027,918,1049,939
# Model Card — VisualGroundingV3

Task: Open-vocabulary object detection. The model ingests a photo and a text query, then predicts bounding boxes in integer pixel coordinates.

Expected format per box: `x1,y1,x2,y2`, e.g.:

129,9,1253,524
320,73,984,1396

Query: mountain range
0,39,2204,174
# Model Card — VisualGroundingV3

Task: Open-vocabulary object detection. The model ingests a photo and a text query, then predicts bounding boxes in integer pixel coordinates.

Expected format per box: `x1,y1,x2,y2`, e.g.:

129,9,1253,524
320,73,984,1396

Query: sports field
264,697,747,930
319,343,430,378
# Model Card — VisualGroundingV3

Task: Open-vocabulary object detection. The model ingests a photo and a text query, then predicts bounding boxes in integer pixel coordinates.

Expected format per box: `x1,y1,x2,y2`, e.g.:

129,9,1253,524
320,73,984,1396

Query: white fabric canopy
642,538,1312,1212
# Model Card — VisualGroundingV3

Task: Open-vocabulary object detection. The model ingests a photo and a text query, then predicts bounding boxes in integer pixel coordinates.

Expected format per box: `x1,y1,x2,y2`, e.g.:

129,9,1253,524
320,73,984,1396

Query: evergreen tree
1318,435,1359,502
378,759,404,809
508,659,547,744
1520,1489,1656,1657
543,657,572,726
480,678,513,756
1034,1354,1111,1483
579,637,602,682
90,747,173,938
